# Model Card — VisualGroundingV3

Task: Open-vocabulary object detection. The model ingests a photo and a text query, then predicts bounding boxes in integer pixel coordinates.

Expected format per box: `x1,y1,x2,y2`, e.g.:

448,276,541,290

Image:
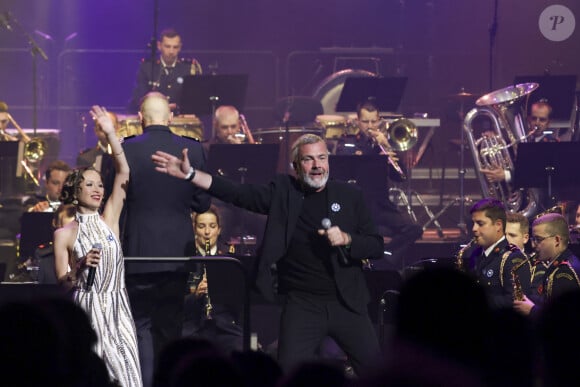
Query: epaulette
181,135,201,142
505,243,521,253
140,57,160,64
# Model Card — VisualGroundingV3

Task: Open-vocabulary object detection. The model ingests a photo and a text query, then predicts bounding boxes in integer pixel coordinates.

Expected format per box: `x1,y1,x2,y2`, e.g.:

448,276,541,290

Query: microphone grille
321,218,331,230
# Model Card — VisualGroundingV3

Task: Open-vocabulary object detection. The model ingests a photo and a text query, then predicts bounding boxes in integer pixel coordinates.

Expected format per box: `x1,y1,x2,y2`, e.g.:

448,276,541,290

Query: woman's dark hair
59,167,98,205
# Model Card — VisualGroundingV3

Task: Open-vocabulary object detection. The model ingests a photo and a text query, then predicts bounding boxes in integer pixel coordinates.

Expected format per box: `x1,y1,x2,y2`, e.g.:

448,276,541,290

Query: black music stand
179,74,249,117
124,256,251,350
207,144,279,184
513,75,577,121
0,141,23,197
335,76,408,113
513,142,580,205
19,212,54,261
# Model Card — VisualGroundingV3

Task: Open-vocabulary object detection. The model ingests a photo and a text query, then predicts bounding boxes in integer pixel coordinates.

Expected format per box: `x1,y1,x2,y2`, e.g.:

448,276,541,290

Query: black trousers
126,271,188,387
277,292,380,376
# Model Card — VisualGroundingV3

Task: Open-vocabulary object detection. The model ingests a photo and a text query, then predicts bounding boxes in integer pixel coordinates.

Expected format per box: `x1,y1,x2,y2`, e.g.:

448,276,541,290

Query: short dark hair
45,160,72,182
506,212,529,235
470,198,507,232
532,213,570,246
192,205,222,227
159,28,180,40
356,99,379,118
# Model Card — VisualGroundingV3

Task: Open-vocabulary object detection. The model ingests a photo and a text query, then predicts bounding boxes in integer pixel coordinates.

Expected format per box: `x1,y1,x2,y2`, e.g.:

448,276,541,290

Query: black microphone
85,243,102,291
321,218,349,265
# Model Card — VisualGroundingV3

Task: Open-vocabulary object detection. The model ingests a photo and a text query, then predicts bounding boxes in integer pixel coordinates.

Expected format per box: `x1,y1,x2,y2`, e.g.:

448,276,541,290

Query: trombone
370,118,418,180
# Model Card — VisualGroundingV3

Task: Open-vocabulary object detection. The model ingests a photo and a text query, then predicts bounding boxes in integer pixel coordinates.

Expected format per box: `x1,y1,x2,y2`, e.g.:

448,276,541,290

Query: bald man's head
139,92,171,126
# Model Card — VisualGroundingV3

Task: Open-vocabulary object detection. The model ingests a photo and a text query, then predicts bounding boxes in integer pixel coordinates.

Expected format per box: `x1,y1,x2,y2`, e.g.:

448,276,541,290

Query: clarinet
203,239,213,319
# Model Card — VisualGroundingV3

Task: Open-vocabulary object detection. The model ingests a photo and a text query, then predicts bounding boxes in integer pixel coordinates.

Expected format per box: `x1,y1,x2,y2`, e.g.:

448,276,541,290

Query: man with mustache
152,133,383,375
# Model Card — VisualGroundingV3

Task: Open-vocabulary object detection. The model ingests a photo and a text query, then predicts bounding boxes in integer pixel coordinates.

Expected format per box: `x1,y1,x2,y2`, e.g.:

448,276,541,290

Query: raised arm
152,148,213,190
90,106,129,234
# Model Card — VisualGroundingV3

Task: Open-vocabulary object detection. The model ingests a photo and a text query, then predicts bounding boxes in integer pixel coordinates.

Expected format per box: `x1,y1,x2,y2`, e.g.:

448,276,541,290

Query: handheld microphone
85,243,102,291
321,218,349,265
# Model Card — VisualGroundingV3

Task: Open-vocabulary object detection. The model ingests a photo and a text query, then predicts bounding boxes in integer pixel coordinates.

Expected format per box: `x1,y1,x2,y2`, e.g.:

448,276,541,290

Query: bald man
212,105,243,144
122,92,211,386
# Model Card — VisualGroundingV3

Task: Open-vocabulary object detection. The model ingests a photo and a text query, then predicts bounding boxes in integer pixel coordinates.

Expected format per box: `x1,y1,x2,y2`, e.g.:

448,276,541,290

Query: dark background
0,0,578,170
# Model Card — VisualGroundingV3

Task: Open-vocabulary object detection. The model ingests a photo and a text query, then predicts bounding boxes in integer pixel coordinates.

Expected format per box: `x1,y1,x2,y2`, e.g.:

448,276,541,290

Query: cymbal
447,91,478,100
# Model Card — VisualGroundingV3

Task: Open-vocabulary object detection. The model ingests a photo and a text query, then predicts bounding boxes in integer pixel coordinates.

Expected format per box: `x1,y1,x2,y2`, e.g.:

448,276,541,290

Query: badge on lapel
331,202,341,212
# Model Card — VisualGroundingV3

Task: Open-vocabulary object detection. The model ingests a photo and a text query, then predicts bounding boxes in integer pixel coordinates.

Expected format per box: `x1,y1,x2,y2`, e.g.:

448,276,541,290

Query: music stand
513,75,577,122
513,142,580,205
329,155,390,207
0,141,24,197
19,212,54,260
207,144,279,184
179,74,249,117
335,76,408,113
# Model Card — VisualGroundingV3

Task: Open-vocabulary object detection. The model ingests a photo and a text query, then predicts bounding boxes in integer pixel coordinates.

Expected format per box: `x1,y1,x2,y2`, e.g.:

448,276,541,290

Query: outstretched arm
90,106,128,233
152,148,213,190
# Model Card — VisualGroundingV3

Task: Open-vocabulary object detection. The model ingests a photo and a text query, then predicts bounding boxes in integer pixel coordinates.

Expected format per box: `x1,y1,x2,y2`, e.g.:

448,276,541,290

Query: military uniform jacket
538,248,580,300
469,238,531,308
128,57,202,112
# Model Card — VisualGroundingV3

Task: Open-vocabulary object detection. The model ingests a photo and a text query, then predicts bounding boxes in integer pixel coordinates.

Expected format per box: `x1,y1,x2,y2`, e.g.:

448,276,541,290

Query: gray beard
302,171,328,190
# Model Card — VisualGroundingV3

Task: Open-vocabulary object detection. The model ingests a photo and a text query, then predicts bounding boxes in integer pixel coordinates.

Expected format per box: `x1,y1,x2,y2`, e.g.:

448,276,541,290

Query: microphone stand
148,0,160,90
488,0,499,90
8,13,48,135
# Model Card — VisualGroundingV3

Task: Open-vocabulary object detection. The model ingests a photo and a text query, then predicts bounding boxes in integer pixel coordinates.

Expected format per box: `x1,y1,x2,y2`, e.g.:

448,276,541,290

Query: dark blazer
122,125,211,271
128,58,202,113
208,174,384,314
469,238,531,308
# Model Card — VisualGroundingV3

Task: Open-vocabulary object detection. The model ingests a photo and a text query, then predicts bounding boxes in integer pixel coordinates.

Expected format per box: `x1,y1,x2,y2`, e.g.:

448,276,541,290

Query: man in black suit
123,91,211,386
153,133,383,375
128,28,202,113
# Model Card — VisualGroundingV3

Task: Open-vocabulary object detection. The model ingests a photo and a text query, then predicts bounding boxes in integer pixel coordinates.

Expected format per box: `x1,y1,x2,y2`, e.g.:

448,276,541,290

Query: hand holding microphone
319,218,351,265
85,243,102,291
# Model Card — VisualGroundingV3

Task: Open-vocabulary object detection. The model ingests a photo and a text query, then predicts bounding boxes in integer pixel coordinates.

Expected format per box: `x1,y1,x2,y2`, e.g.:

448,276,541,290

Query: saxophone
203,239,213,319
511,252,535,301
456,238,477,271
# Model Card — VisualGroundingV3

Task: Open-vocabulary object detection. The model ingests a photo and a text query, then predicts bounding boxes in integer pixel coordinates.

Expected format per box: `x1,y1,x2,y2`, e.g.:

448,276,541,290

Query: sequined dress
73,212,142,387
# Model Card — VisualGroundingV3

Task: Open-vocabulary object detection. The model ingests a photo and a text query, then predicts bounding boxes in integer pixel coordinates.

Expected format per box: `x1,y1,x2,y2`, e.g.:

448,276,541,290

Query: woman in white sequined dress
54,106,142,387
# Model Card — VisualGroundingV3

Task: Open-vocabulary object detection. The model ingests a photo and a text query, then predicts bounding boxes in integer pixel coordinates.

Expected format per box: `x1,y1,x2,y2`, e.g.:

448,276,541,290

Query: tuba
463,83,539,217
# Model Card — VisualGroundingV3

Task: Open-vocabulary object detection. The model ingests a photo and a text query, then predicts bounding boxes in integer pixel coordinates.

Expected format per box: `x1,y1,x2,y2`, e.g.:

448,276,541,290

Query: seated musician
128,28,202,113
183,205,243,354
25,160,72,213
505,213,531,254
0,101,18,141
210,105,253,145
336,99,422,270
513,213,580,317
481,100,556,184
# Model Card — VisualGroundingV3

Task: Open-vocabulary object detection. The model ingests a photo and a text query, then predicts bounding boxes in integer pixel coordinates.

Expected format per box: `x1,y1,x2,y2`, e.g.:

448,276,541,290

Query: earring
72,199,78,205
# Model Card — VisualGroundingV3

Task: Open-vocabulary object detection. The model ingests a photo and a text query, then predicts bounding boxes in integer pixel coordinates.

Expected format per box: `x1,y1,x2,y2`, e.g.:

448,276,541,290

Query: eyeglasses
531,235,555,244
529,116,549,123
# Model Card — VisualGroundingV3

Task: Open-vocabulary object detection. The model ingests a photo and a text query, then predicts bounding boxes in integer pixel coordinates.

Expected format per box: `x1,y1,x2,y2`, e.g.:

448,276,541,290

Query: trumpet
239,114,255,144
